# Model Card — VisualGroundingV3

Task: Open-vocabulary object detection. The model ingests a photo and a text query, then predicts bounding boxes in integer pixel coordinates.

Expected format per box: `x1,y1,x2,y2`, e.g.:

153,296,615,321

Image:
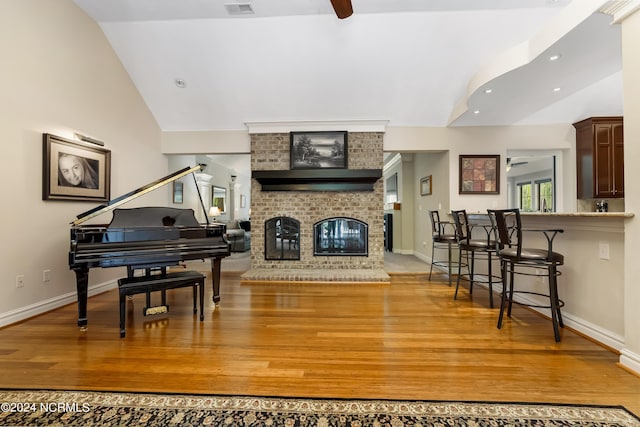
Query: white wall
383,125,576,214
167,155,202,216
621,9,640,374
0,1,165,325
383,155,404,252
412,151,450,261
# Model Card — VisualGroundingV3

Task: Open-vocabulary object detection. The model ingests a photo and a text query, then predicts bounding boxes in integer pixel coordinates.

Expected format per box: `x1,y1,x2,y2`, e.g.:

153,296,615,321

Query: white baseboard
414,252,430,264
619,349,640,376
0,280,117,328
472,282,628,354
391,248,414,255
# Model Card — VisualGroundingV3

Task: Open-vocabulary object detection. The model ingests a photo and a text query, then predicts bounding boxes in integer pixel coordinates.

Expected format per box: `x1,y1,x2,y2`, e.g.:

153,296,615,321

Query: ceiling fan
330,0,353,19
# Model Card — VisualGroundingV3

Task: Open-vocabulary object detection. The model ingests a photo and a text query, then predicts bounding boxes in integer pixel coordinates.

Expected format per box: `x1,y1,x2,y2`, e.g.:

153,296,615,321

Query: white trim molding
619,348,640,376
245,120,389,134
0,280,117,328
605,0,640,23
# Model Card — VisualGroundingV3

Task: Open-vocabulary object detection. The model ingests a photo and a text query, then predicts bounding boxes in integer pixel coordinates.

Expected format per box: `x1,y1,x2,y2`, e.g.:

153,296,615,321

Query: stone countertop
520,212,634,218
466,211,634,218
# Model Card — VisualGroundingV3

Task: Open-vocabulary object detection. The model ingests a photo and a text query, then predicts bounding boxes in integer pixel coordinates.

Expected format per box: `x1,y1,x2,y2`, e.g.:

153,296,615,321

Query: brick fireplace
241,130,389,283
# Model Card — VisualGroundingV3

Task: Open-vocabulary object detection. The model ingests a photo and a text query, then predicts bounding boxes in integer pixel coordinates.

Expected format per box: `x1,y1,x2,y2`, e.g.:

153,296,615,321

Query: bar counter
462,210,632,350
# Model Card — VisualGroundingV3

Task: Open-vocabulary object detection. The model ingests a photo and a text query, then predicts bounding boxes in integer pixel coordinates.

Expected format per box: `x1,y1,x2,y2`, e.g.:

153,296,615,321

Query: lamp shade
209,206,221,217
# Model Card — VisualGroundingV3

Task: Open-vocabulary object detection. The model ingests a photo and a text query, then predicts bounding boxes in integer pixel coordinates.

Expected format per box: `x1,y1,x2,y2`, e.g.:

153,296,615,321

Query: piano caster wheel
79,326,88,332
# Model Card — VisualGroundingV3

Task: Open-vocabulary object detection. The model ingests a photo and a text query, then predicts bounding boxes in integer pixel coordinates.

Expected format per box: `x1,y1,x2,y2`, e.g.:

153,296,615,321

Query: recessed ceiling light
175,78,187,88
553,87,561,92
484,89,493,94
473,110,480,115
549,54,562,61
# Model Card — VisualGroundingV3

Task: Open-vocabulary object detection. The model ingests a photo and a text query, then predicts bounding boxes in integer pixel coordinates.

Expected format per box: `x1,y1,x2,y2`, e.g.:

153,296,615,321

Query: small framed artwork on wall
420,175,432,196
459,155,500,194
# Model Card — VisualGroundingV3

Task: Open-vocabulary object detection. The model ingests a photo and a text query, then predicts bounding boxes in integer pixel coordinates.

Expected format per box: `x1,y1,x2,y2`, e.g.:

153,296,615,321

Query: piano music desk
117,271,206,338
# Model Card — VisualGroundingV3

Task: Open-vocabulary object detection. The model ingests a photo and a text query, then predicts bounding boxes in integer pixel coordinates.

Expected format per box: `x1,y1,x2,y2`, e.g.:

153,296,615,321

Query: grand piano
69,165,230,329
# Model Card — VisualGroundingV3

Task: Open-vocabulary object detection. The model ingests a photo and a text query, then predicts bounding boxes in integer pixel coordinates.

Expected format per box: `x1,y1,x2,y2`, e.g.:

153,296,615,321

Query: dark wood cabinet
573,116,624,199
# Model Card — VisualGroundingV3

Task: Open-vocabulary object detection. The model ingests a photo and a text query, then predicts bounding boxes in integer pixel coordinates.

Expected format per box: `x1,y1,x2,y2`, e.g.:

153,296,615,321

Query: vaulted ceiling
73,0,628,131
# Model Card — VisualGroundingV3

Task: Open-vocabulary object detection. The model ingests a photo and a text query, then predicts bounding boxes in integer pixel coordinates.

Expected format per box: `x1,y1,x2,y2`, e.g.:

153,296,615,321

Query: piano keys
68,165,230,329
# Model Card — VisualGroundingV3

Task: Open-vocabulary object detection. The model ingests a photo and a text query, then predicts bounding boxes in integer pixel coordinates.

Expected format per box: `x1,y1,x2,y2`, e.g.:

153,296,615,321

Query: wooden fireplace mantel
252,169,382,191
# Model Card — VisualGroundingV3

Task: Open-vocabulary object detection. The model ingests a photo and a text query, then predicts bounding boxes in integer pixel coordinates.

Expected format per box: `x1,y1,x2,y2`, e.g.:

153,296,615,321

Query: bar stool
487,208,565,342
451,209,499,308
428,210,458,286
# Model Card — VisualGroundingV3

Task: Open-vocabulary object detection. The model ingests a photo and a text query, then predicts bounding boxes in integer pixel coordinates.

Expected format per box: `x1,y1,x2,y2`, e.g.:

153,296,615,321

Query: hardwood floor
1,270,639,415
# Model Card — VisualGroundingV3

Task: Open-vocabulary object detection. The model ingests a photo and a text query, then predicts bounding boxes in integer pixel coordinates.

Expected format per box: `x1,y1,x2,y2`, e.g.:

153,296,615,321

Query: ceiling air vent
224,2,254,15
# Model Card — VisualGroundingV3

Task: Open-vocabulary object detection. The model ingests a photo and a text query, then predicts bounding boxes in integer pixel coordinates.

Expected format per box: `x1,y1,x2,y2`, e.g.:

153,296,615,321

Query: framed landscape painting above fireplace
290,131,347,169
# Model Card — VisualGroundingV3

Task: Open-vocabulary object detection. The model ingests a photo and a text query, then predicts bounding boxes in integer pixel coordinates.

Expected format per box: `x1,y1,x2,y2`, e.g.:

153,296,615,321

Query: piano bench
117,271,206,338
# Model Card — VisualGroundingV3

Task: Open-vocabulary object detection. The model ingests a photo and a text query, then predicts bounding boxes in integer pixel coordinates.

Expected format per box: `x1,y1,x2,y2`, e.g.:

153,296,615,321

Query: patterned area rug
1,390,638,426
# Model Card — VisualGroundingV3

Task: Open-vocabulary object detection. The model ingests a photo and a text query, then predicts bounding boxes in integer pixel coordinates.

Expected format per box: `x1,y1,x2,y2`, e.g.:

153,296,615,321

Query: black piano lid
71,165,204,226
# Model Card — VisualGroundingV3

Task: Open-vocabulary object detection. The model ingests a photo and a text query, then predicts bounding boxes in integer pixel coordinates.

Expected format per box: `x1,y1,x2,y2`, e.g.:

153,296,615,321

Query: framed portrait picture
173,181,183,204
459,154,500,194
290,131,348,169
42,133,111,202
420,175,432,196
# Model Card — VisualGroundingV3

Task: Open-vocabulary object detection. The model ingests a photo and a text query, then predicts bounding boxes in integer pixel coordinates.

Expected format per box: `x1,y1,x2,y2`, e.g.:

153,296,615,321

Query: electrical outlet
16,275,24,288
599,243,610,260
43,270,51,283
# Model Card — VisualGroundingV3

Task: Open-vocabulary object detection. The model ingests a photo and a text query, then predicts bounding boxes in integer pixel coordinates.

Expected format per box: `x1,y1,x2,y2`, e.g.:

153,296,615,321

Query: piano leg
210,257,222,308
73,267,89,330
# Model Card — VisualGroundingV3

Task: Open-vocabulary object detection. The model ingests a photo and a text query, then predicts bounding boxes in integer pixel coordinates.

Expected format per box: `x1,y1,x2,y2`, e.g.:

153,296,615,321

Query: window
537,179,553,212
518,182,532,211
